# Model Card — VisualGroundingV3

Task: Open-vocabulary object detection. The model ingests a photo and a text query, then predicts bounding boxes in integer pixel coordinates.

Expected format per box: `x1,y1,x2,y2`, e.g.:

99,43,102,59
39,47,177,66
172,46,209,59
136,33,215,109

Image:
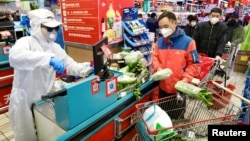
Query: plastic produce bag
142,103,175,141
175,81,213,106
124,51,143,64
151,68,172,81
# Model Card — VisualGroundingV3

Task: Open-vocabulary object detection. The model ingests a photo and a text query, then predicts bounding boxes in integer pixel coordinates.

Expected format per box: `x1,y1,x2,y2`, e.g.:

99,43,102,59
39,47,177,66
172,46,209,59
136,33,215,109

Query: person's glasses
42,26,59,32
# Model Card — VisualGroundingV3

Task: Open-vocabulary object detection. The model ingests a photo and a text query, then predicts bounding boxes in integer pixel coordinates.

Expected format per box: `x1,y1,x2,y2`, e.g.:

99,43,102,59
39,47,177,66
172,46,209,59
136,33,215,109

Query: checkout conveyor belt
65,80,159,141
32,72,159,141
32,80,158,141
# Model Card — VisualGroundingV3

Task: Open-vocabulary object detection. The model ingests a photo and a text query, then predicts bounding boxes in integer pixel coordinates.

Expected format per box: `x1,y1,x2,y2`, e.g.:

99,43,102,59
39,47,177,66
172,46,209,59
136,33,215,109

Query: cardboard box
234,64,248,73
235,50,250,65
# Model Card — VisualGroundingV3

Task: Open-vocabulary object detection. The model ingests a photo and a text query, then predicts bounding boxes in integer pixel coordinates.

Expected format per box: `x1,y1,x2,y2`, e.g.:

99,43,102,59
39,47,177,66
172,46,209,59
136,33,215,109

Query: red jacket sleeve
152,44,162,73
183,40,200,82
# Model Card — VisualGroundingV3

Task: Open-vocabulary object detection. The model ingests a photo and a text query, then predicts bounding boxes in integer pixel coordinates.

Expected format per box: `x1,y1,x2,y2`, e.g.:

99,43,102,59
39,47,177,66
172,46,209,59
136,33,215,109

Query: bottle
106,2,116,29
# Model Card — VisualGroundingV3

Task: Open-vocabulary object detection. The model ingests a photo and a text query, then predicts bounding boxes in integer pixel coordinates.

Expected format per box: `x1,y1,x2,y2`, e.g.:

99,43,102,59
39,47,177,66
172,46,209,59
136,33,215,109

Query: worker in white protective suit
8,8,93,141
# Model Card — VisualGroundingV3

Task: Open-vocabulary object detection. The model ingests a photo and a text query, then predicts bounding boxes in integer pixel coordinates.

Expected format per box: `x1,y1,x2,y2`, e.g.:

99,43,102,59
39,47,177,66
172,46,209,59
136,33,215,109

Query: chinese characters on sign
60,0,99,44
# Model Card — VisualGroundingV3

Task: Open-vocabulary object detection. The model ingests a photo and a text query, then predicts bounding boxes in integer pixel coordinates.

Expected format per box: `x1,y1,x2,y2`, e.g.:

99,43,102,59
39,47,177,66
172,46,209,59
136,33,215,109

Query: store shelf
122,21,147,36
123,33,150,48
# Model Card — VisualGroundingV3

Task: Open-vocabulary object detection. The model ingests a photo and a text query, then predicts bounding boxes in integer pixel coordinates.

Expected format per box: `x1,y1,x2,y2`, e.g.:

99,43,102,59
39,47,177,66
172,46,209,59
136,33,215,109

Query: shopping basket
211,81,250,125
135,95,241,141
206,80,235,109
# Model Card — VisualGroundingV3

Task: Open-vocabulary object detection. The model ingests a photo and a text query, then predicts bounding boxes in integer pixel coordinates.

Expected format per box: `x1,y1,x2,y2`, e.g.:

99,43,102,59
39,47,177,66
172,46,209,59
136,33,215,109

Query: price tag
101,45,112,59
91,78,99,95
240,56,248,61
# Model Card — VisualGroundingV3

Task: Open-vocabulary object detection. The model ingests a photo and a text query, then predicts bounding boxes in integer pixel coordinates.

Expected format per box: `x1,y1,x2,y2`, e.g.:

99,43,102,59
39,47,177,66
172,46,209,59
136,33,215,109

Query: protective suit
8,9,91,141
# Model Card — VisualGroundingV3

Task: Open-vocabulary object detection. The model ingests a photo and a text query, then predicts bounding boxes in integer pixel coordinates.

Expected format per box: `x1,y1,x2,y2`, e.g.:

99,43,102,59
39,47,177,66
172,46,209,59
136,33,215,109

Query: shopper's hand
157,67,162,72
49,57,65,74
176,91,185,105
231,42,236,47
181,78,189,83
214,55,221,62
191,78,200,86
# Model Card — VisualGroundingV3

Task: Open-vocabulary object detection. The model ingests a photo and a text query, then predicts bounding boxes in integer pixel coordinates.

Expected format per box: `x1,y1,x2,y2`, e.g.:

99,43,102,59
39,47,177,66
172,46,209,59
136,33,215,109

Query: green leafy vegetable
175,81,213,106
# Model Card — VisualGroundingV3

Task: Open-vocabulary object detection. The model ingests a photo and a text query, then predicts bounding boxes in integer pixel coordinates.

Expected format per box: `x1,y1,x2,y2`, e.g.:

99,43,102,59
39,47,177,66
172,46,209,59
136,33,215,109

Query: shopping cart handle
211,81,250,105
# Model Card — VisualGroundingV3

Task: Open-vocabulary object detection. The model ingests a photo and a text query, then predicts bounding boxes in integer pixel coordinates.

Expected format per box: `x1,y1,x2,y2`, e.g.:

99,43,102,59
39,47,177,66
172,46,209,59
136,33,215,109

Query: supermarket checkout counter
0,61,13,114
32,70,158,141
0,20,16,114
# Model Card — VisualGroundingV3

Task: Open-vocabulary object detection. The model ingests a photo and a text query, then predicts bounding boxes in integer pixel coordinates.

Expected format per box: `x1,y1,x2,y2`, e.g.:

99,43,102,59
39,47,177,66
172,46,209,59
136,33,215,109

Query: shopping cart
197,43,237,84
135,94,242,141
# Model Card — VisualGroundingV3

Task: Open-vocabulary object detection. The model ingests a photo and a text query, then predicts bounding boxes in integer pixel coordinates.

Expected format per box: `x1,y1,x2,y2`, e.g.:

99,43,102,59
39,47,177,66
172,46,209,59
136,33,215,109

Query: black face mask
227,20,237,26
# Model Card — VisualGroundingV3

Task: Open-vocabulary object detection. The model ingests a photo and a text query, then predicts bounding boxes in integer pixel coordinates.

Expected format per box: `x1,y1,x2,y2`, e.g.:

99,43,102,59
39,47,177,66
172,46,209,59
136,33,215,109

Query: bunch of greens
175,81,213,106
127,61,145,76
117,60,149,100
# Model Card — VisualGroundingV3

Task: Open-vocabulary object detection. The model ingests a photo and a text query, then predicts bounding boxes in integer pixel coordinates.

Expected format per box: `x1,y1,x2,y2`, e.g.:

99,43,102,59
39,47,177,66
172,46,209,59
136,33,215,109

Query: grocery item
151,68,172,81
175,81,213,106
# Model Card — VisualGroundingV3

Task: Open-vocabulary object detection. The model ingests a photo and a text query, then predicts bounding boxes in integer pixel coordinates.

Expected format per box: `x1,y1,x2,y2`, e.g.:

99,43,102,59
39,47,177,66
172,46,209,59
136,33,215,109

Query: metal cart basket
135,95,242,141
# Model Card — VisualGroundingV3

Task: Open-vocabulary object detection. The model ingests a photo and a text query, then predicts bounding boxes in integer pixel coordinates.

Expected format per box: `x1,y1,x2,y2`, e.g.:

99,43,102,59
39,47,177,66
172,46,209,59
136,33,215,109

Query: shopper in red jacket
152,11,200,119
152,11,200,96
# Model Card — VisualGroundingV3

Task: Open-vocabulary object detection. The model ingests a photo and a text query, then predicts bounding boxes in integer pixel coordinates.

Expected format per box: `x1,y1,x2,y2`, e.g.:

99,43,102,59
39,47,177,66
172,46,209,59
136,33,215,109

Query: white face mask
210,17,219,25
190,21,196,27
44,30,57,42
160,28,173,38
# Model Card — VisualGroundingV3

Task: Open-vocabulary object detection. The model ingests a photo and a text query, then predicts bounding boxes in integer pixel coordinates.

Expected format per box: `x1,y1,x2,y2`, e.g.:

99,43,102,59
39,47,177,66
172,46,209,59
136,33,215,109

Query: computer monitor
92,37,113,80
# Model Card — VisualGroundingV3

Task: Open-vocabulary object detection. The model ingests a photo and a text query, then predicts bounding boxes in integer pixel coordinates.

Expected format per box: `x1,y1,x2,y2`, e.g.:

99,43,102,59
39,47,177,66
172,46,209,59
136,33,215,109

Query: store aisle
0,71,248,141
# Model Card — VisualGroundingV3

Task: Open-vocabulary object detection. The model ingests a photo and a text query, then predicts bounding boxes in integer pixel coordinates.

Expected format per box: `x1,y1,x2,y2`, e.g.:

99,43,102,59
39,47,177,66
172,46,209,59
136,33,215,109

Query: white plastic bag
142,103,174,141
142,103,173,131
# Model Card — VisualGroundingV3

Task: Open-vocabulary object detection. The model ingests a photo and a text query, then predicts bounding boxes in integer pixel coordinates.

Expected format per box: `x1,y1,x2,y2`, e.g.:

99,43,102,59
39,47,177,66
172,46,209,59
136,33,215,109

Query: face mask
210,17,219,25
138,18,142,20
190,21,196,27
44,30,57,42
160,28,173,38
227,20,237,26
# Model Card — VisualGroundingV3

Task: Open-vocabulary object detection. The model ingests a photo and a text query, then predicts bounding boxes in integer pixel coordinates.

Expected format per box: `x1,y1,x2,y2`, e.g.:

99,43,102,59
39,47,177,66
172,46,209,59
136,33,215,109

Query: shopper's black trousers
159,89,186,119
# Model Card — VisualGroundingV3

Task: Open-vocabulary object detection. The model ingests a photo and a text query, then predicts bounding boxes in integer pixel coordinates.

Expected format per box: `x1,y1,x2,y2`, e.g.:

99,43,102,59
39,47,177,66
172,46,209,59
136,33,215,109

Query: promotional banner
100,0,134,44
61,0,134,44
60,0,99,44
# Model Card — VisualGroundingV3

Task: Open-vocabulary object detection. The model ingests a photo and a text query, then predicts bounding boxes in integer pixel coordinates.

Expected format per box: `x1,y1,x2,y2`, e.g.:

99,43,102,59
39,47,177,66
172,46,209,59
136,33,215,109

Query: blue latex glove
49,57,65,74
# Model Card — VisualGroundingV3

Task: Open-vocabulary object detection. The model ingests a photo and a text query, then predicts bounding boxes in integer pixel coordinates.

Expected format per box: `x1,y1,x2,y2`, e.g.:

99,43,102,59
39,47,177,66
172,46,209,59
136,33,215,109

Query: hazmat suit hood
28,9,62,49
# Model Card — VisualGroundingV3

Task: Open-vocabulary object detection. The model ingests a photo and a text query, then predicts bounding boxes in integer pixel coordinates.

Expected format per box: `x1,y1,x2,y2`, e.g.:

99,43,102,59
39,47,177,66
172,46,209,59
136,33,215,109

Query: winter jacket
193,21,227,58
232,25,244,45
146,17,159,33
184,24,196,37
152,27,200,94
241,25,250,51
225,23,244,45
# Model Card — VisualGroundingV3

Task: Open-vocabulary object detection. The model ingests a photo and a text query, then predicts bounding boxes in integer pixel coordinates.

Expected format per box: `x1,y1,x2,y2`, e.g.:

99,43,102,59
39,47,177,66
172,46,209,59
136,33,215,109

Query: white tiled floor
0,69,248,141
0,113,14,141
